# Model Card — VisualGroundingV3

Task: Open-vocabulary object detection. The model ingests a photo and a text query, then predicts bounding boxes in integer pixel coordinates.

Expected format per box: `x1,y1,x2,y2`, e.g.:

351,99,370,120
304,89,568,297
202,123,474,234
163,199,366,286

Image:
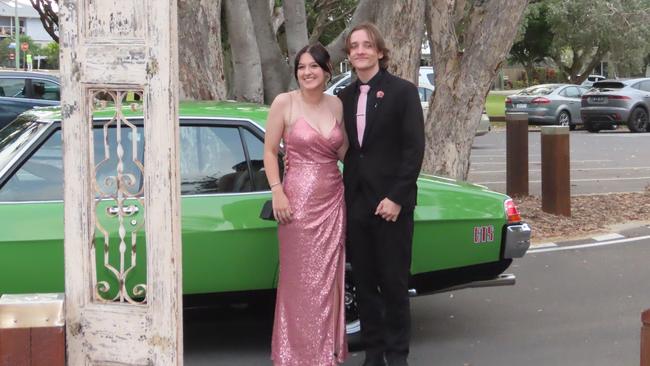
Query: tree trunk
224,0,264,103
283,0,309,65
248,0,292,104
326,0,377,66
177,0,227,100
424,0,528,180
375,0,425,84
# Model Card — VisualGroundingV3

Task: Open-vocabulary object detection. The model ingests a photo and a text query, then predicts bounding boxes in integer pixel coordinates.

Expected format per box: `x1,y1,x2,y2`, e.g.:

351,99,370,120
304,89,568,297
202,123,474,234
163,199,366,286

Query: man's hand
375,198,401,222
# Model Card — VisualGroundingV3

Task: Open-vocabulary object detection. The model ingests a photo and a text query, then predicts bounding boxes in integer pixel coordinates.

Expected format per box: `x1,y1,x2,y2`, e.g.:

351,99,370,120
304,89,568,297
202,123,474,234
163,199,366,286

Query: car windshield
520,85,559,95
0,117,47,170
327,73,348,88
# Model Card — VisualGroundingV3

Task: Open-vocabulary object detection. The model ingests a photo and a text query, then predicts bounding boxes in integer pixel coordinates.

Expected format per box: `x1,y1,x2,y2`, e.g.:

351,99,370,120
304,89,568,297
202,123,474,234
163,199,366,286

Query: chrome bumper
504,223,531,258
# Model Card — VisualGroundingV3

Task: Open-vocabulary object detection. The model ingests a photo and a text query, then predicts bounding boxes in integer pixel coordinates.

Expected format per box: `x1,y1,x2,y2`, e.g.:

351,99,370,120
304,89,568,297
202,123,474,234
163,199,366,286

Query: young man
338,23,425,366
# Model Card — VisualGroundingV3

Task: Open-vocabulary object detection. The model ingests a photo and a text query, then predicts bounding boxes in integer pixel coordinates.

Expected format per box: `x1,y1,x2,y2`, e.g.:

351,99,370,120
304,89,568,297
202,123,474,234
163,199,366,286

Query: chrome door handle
106,205,139,216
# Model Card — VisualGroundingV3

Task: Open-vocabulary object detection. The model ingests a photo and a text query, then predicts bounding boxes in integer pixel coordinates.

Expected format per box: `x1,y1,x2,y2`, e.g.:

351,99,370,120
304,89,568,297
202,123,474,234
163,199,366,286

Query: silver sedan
505,84,590,130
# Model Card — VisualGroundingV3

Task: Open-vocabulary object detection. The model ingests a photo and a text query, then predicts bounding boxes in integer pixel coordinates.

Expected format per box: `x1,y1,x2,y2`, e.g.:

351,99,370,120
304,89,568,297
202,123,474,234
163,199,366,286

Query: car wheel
627,107,648,132
557,110,571,128
345,266,362,350
584,120,600,133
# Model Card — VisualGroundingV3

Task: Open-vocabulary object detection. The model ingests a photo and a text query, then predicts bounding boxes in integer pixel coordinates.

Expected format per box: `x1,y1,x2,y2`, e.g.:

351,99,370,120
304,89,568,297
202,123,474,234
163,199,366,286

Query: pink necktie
356,85,370,146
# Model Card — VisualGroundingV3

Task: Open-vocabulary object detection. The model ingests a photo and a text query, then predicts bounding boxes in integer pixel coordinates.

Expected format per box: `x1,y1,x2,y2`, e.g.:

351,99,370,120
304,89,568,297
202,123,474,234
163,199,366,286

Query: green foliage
509,3,553,68
0,35,41,69
545,0,650,79
40,42,59,69
304,0,357,45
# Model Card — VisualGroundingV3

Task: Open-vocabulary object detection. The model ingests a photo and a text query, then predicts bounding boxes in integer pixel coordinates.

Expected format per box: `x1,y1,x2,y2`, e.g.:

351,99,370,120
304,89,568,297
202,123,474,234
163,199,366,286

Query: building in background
0,0,54,46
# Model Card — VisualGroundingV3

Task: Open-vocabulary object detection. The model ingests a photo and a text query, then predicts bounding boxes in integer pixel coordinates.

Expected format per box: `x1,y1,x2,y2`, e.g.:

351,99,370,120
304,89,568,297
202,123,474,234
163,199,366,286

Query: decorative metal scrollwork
89,89,147,305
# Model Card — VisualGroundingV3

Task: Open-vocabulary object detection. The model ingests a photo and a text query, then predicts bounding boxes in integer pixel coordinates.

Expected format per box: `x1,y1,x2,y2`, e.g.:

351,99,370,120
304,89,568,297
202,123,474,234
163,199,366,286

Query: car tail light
607,95,631,100
531,97,550,104
504,199,522,224
505,97,512,104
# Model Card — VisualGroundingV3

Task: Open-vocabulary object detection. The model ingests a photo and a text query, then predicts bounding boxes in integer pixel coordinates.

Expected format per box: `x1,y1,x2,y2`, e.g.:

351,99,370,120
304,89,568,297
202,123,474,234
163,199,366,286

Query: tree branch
30,0,59,43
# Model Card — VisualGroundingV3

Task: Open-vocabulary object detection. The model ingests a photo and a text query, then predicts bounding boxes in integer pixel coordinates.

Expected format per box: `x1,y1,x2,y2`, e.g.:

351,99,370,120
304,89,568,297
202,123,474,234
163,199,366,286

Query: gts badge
473,225,494,244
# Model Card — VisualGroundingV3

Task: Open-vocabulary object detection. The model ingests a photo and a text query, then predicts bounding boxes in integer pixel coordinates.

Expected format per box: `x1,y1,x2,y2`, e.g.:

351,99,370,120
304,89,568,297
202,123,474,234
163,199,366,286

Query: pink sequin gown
271,117,347,366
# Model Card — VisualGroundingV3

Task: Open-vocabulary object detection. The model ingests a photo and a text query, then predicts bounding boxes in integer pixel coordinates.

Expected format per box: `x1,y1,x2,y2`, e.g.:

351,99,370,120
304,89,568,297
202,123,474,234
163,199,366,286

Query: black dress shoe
362,355,387,366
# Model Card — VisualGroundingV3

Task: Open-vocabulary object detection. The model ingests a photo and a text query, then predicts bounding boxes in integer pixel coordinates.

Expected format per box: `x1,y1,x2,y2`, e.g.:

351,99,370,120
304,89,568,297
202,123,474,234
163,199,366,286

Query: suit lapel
362,74,390,146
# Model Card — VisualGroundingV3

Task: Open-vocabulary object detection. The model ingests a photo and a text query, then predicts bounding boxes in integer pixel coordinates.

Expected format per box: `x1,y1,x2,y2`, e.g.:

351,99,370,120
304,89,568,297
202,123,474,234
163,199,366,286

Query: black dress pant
347,200,414,361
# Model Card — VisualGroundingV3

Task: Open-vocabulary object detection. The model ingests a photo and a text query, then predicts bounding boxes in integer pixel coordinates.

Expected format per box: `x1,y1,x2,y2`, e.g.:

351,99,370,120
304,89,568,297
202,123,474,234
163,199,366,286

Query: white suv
325,66,435,96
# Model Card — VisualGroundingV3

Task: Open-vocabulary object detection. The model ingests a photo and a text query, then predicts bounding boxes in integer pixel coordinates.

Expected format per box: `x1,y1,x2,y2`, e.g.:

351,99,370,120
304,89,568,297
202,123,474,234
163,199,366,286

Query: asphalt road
184,227,650,366
468,128,650,195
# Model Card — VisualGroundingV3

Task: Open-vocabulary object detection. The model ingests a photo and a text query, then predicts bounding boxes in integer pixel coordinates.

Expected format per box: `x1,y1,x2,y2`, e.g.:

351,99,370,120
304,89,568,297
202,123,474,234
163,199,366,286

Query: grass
485,93,506,118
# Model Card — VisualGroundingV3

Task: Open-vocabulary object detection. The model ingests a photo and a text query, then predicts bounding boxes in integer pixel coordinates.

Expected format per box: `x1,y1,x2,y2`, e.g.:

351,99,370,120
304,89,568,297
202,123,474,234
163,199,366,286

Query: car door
0,123,146,296
0,119,280,296
178,120,279,294
561,86,582,122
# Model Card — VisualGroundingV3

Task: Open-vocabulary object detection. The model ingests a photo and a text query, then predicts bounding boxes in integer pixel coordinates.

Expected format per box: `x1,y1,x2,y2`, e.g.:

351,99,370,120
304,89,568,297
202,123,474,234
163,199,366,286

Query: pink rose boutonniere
374,90,384,108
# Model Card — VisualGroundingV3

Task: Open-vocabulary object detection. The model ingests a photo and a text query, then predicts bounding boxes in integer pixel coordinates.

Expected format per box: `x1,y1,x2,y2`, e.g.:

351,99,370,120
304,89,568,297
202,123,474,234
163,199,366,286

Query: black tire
584,120,600,133
627,107,648,132
557,110,571,128
345,266,363,350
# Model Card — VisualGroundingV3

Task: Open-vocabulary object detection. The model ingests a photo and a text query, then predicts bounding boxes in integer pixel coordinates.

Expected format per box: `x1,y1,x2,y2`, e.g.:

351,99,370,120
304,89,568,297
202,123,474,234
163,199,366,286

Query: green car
0,101,530,338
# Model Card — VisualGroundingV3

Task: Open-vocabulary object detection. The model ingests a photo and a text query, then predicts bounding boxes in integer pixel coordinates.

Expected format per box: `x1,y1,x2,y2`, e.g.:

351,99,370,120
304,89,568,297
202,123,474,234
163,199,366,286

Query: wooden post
541,126,571,216
506,112,529,197
642,309,650,366
0,294,65,366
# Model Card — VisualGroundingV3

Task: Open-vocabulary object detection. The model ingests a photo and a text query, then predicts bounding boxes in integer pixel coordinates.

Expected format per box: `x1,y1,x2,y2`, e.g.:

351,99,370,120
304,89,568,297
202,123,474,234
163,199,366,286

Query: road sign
20,42,29,52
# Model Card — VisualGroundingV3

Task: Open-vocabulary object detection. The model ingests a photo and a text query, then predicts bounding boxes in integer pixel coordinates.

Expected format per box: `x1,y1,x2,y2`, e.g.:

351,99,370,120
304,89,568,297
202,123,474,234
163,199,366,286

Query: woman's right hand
272,188,293,224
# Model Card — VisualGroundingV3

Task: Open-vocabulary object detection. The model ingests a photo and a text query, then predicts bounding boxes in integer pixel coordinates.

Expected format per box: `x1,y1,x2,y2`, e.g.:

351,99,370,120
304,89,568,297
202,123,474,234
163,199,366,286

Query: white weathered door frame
60,0,182,364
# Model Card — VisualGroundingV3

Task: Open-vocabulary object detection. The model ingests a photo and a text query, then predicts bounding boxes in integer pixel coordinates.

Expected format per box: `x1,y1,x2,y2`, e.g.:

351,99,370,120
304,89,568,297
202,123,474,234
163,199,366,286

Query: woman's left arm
333,96,348,161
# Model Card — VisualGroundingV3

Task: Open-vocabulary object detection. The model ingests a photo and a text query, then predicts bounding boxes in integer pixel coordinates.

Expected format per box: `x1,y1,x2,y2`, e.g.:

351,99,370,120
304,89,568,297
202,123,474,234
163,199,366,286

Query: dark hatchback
0,71,60,131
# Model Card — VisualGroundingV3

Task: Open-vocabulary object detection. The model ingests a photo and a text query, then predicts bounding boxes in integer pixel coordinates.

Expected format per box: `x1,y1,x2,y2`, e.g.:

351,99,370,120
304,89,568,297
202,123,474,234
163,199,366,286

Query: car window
0,130,63,202
578,86,590,95
0,78,27,98
521,85,558,95
563,86,581,98
241,127,283,191
635,80,650,92
0,126,145,202
180,125,250,195
418,87,433,103
327,73,349,88
32,80,60,100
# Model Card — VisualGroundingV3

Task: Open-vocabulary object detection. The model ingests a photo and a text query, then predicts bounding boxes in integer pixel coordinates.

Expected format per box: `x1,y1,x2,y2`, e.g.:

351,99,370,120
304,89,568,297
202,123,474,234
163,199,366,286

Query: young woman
263,43,349,366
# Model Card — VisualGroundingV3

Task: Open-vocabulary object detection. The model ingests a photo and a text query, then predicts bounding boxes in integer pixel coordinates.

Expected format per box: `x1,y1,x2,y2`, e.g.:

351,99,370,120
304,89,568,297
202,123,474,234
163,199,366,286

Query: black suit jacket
338,70,425,215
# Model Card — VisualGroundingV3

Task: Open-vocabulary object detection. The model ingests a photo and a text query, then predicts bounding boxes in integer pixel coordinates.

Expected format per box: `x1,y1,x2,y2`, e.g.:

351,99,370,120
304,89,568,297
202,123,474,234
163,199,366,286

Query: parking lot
468,128,650,195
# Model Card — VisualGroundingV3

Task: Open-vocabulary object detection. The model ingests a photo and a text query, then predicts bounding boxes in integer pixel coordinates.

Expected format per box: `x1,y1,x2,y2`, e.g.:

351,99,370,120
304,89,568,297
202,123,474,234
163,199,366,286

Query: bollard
0,293,65,366
642,309,650,366
541,126,571,216
506,112,529,197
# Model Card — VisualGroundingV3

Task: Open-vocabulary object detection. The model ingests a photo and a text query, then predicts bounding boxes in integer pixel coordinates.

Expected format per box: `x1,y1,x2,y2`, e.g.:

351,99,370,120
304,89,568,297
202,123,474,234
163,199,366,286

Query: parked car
581,78,650,133
418,85,490,136
580,74,606,87
505,84,591,130
326,66,435,96
0,101,530,340
0,71,60,131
